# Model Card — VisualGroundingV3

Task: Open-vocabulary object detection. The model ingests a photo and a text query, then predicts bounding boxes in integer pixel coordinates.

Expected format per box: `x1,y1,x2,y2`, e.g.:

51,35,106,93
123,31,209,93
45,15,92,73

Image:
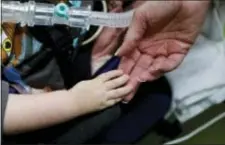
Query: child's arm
3,70,132,135
4,90,80,135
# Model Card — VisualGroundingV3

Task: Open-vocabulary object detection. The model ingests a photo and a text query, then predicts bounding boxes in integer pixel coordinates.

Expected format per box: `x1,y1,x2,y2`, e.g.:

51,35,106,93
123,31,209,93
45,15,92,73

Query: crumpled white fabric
165,2,225,122
90,1,225,122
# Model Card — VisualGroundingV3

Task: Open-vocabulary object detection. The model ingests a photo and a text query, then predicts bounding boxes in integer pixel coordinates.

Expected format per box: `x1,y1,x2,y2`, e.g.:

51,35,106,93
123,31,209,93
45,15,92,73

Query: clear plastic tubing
1,0,134,29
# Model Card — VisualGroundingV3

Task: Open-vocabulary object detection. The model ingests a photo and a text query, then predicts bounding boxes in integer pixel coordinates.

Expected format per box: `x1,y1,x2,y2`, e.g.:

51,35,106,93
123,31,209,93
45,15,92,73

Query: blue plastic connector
70,0,82,8
54,3,69,19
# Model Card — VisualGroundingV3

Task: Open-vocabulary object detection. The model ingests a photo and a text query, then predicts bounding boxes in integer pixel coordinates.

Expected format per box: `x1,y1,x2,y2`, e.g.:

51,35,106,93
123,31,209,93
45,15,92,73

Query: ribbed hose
1,0,134,28
88,10,134,27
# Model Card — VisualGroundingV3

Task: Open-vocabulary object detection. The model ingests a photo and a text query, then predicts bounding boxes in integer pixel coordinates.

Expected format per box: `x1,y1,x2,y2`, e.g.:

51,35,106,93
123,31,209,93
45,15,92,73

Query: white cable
82,0,107,46
164,112,225,145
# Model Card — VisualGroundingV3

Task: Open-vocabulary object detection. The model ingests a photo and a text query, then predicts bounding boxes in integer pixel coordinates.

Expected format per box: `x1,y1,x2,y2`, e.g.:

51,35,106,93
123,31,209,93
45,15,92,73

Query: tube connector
2,1,133,29
2,1,91,29
54,3,69,19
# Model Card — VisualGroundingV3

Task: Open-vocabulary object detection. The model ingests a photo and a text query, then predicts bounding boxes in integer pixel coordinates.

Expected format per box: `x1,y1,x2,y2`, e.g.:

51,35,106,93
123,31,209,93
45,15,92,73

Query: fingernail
122,101,129,104
138,76,146,82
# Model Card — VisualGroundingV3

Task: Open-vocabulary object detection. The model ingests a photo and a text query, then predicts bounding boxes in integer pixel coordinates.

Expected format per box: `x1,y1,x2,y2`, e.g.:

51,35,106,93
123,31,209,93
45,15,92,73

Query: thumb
116,9,146,56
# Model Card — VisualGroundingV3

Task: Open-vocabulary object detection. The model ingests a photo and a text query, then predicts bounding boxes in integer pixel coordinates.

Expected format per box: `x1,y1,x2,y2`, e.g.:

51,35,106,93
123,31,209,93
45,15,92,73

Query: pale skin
3,70,133,135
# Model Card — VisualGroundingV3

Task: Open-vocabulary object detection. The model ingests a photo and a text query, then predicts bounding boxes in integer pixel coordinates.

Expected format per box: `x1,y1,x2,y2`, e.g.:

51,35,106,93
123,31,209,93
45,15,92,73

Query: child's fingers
97,70,123,82
123,78,140,102
105,75,129,90
106,98,122,107
107,85,133,99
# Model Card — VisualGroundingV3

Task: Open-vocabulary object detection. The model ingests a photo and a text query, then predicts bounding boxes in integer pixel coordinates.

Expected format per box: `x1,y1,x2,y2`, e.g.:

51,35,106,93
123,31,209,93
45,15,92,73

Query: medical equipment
1,0,134,30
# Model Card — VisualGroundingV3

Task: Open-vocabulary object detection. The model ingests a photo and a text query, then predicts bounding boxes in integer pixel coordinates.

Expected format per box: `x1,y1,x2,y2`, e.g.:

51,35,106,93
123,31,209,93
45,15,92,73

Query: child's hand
69,70,132,114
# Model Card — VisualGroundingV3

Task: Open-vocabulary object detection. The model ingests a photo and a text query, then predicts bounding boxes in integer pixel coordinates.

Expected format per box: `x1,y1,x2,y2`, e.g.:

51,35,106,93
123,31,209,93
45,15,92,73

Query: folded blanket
92,1,225,116
165,2,225,122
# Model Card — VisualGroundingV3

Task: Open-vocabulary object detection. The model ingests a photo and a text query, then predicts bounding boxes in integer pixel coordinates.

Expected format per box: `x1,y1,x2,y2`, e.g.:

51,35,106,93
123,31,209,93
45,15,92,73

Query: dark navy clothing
91,77,172,144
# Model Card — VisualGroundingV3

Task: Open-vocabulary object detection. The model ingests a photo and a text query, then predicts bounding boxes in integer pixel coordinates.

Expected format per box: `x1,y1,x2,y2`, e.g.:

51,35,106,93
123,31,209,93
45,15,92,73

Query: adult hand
117,1,210,102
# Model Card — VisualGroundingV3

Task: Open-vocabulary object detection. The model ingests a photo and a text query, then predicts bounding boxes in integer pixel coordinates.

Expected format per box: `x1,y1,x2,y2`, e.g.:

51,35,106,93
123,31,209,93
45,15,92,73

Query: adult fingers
158,54,185,72
116,9,146,56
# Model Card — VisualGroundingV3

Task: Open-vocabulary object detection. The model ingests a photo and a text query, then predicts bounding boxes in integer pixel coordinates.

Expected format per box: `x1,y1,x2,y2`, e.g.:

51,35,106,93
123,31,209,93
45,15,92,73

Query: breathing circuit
1,0,134,30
